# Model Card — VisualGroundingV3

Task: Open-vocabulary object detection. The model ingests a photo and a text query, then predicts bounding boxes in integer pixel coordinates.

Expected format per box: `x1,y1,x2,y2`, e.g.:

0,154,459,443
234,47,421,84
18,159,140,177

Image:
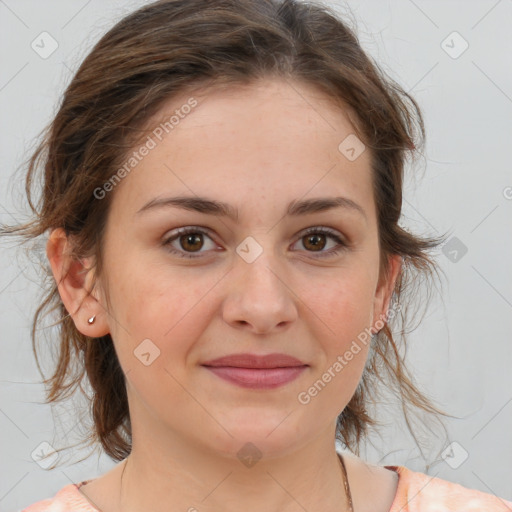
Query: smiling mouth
202,365,308,389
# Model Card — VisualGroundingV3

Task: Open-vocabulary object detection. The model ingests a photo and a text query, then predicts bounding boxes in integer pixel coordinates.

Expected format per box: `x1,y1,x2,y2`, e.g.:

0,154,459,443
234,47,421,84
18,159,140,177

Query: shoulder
386,465,512,512
21,481,98,512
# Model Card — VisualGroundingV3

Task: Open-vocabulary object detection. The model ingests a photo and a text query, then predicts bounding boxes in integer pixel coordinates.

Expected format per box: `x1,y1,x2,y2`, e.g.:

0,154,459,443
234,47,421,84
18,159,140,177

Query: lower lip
203,366,308,389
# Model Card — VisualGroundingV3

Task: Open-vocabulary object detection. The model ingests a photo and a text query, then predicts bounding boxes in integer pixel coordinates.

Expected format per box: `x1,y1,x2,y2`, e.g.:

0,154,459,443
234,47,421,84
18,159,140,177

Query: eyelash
162,226,348,260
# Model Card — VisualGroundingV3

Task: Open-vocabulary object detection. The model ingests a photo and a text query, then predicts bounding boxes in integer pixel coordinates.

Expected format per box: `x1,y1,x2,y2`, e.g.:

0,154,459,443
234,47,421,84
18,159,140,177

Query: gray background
0,0,511,510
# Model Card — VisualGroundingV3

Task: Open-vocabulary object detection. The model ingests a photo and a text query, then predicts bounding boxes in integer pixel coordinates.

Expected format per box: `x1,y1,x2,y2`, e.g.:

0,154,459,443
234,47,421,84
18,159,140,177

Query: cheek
107,269,217,413
301,278,374,413
302,267,376,341
108,261,218,364
298,266,376,396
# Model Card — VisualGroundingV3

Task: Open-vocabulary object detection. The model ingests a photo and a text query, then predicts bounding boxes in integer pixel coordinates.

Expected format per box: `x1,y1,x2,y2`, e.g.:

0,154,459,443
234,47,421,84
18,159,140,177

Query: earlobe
371,254,402,335
46,228,109,337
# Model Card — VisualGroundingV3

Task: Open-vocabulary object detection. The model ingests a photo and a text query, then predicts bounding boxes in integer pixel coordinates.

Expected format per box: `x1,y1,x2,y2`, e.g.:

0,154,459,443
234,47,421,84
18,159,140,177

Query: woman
3,0,511,510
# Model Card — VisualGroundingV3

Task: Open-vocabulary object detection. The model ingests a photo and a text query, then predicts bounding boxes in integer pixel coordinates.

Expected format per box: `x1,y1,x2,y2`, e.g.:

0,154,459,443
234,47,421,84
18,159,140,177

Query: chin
201,413,313,461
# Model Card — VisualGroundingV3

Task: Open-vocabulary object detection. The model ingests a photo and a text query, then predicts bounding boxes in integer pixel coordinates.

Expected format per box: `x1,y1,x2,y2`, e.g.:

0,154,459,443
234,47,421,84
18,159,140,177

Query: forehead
108,77,374,222
148,77,363,143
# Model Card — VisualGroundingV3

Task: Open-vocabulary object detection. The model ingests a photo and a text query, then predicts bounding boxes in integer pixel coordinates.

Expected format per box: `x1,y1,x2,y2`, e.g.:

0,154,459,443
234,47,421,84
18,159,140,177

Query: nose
221,248,298,334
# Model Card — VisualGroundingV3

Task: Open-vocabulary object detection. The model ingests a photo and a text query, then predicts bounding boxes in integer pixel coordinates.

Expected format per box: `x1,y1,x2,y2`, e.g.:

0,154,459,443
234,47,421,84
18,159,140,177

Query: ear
46,227,110,337
371,253,402,335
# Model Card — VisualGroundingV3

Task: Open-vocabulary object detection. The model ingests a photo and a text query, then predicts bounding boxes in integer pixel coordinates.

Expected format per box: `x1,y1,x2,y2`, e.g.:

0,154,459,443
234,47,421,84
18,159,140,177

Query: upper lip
202,353,307,369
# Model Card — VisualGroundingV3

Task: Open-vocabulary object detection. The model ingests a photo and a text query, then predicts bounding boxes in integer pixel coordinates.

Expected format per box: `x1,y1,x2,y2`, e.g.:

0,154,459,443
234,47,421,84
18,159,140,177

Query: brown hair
1,0,453,468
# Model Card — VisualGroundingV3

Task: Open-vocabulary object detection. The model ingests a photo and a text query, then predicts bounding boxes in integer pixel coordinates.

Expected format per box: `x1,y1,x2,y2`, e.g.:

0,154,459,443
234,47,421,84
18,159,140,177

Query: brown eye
179,233,204,252
302,232,327,252
163,227,217,259
292,227,348,259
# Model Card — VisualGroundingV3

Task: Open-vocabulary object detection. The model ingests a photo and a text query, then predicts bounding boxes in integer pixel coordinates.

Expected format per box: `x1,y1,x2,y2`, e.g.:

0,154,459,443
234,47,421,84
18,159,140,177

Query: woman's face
92,78,400,460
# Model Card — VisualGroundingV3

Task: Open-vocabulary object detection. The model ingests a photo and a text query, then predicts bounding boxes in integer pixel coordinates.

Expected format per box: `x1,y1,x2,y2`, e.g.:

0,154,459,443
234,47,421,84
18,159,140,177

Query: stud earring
87,315,96,325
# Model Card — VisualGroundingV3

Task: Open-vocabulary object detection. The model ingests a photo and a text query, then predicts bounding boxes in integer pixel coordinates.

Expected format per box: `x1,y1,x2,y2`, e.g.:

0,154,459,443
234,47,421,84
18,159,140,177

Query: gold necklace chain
338,452,354,512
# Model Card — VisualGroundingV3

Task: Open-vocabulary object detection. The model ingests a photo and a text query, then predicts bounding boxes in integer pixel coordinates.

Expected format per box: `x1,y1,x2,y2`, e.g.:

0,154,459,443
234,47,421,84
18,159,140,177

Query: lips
201,353,308,389
202,353,306,369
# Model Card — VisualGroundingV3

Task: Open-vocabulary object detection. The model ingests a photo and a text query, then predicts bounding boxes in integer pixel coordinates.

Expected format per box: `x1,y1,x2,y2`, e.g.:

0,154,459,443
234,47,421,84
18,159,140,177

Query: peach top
21,465,512,511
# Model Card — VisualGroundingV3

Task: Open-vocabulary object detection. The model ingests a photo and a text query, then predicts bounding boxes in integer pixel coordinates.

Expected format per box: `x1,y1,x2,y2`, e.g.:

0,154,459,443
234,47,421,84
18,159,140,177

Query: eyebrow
135,195,367,221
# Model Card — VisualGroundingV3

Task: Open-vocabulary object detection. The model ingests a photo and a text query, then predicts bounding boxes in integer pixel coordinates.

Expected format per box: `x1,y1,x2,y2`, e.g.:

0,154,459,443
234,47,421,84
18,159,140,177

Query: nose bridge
236,233,282,292
222,234,297,332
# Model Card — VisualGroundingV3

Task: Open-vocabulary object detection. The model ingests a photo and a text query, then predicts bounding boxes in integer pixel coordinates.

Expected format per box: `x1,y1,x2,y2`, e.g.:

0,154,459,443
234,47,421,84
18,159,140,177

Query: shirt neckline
383,465,407,512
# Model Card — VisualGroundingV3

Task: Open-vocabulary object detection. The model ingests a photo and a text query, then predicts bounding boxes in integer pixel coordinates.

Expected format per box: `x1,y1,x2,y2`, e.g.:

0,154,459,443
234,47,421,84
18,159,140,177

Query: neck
118,433,351,512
